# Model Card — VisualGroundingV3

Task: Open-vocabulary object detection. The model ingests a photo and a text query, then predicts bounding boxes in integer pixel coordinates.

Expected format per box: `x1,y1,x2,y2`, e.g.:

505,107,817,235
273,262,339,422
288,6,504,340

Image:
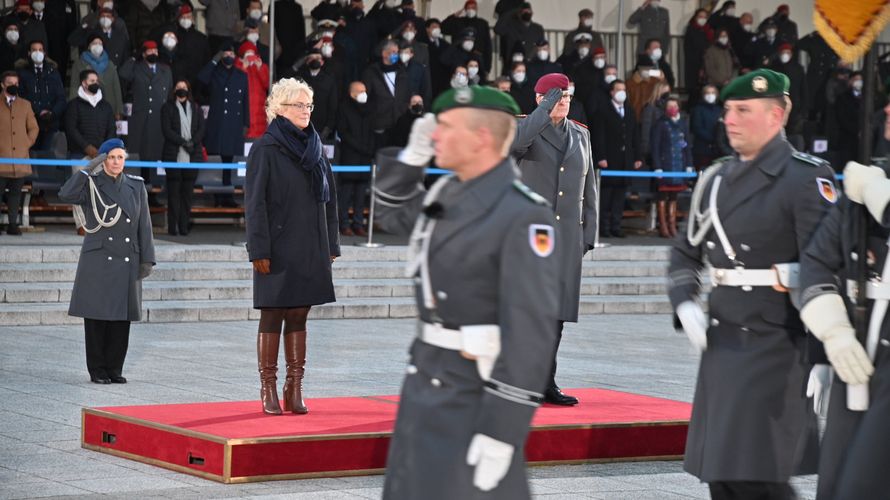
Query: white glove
676,301,708,351
800,294,875,385
806,364,832,416
843,161,885,204
397,113,437,167
466,433,514,492
87,153,108,174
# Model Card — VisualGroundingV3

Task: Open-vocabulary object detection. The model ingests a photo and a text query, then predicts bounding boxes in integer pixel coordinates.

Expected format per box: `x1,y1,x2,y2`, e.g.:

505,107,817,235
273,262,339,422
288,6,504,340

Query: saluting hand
253,258,271,274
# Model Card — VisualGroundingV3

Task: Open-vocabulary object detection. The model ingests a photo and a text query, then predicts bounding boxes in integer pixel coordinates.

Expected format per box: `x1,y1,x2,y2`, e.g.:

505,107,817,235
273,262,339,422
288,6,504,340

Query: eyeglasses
282,102,314,112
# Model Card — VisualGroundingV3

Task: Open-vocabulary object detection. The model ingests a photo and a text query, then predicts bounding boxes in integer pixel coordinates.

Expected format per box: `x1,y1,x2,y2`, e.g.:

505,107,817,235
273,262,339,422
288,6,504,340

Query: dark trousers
708,481,795,500
84,318,131,378
548,321,565,389
214,155,236,205
166,168,198,234
600,185,626,233
0,176,26,227
337,177,369,229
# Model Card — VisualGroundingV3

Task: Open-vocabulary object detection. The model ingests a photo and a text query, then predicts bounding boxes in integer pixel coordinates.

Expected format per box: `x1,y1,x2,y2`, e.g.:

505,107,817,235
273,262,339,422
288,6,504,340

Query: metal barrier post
594,169,609,249
355,162,384,248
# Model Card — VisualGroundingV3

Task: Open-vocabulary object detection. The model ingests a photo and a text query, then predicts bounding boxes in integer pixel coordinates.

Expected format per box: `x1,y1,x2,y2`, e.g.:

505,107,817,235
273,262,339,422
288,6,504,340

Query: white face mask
249,9,262,20
582,17,593,27
179,18,193,30
704,93,717,104
402,31,415,42
430,27,442,39
5,30,19,44
103,1,113,9
567,85,575,95
356,91,368,103
726,8,736,16
452,73,468,87
467,66,479,78
163,36,177,50
650,0,660,7
613,90,627,103
512,71,526,83
31,50,44,63
604,74,617,84
718,37,729,45
33,1,45,12
99,16,113,29
466,9,477,18
385,0,397,7
400,52,411,64
512,53,524,62
462,40,474,52
321,44,333,58
780,53,791,64
852,80,864,91
650,48,662,61
247,32,259,43
766,29,777,38
537,49,549,61
696,17,707,26
322,30,335,38
90,44,104,57
593,56,605,68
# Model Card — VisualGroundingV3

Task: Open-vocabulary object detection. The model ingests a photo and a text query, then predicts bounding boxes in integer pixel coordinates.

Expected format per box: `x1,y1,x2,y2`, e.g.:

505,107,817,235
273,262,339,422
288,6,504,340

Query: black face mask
87,83,100,94
5,85,18,96
17,11,29,21
222,56,235,66
308,59,322,70
410,104,423,115
520,12,532,22
145,53,158,63
174,88,189,98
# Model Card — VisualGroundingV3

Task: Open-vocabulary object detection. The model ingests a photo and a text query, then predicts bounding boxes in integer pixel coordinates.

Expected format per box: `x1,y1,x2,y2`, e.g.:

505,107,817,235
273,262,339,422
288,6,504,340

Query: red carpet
82,388,690,483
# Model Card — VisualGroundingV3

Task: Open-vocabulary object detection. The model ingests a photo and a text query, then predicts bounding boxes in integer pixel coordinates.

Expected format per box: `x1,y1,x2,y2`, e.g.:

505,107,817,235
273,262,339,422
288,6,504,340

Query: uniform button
148,86,152,90
741,327,750,332
881,339,890,347
224,98,228,103
405,364,418,375
108,236,113,241
224,110,228,114
710,318,720,326
436,290,448,300
740,244,751,251
148,97,152,102
126,218,131,223
224,87,228,91
124,257,130,262
559,191,564,196
148,109,152,113
560,167,565,172
107,256,112,261
555,215,561,220
742,285,753,292
125,237,130,242
706,241,716,250
430,378,442,387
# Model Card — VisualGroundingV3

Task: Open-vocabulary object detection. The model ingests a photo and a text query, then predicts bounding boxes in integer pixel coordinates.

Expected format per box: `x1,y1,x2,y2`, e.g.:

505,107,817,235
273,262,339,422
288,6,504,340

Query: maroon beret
534,73,569,94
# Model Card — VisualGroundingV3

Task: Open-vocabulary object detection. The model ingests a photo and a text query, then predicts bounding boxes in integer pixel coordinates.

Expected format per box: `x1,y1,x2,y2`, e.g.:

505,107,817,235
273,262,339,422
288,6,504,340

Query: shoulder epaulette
570,119,588,129
712,155,733,165
792,151,828,168
513,180,550,206
126,174,145,181
516,114,528,119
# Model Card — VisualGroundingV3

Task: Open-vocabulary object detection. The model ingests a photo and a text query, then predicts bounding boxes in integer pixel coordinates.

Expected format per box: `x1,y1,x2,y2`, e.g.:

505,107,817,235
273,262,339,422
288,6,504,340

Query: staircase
0,244,671,326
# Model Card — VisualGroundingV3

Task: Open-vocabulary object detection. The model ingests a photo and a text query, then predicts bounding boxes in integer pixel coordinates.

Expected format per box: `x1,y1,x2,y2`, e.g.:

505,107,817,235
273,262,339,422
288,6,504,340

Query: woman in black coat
160,79,205,236
245,77,340,416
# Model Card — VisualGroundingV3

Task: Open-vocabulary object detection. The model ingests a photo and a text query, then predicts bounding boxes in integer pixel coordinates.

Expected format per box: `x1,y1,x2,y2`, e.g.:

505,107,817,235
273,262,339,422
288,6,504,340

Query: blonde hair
646,81,671,106
265,78,314,124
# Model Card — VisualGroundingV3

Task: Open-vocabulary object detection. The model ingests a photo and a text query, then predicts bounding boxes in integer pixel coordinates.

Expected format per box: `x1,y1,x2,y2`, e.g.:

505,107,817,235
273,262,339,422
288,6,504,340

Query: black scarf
266,116,330,202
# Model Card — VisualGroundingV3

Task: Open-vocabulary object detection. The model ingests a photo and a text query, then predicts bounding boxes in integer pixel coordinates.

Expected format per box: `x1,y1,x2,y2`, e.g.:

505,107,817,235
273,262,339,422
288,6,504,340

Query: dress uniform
58,139,156,384
799,161,890,500
512,73,597,405
374,86,560,499
667,69,835,498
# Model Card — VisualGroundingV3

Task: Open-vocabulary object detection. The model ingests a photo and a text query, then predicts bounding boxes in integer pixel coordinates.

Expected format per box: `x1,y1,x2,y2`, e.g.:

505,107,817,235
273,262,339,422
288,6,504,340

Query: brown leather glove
253,258,271,274
85,145,99,158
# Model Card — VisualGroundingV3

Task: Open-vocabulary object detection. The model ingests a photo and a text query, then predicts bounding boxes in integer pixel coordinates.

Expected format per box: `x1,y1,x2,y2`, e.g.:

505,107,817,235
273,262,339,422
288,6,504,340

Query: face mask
145,53,158,63
725,8,736,16
399,52,411,64
467,66,479,78
90,44,104,57
402,31,415,42
604,74,617,84
430,28,441,39
322,30,335,38
17,11,29,22
650,48,662,61
103,1,113,9
537,50,548,61
766,29,777,38
666,108,679,118
512,53,524,62
780,53,791,64
452,73,468,87
222,55,235,66
512,71,526,83
249,9,262,20
718,37,729,45
613,90,626,103
87,83,100,94
6,30,19,44
593,56,605,68
385,0,397,7
99,16,113,29
163,36,177,50
466,9,476,18
308,59,322,70
410,104,423,114
704,93,717,104
33,1,45,12
462,40,474,52
247,32,259,43
852,80,864,91
175,88,189,98
567,85,575,95
179,18,193,30
387,52,399,65
321,44,333,58
356,91,368,103
520,12,532,22
5,85,18,96
696,17,707,26
742,24,754,32
583,17,593,27
31,51,44,63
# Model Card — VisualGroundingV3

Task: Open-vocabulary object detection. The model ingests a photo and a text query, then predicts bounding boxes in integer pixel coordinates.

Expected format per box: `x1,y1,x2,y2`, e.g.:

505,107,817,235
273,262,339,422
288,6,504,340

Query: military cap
98,138,125,155
460,28,476,40
535,38,549,47
534,73,569,94
573,32,593,43
720,68,790,101
432,85,520,115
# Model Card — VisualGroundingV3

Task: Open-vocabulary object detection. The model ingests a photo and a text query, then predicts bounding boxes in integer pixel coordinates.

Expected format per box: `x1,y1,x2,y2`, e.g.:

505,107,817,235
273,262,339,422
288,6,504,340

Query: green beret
720,69,790,102
432,85,520,115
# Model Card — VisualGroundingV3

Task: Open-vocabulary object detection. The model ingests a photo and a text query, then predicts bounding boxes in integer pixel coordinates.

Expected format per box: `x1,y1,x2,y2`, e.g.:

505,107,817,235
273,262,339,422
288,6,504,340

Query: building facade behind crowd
0,0,881,234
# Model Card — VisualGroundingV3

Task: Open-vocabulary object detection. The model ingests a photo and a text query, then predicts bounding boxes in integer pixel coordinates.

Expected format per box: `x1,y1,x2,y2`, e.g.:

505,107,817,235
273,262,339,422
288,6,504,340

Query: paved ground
0,313,817,499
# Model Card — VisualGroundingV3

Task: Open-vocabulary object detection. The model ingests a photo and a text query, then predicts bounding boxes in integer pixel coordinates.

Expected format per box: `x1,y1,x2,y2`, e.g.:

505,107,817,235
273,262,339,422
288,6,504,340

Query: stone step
0,277,668,303
0,244,670,264
0,260,668,283
0,295,673,326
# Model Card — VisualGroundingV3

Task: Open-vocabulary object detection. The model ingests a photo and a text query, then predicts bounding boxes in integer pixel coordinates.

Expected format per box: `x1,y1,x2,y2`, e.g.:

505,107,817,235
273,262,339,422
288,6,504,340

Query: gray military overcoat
374,148,560,500
120,60,172,162
512,104,598,322
59,169,156,321
667,134,834,482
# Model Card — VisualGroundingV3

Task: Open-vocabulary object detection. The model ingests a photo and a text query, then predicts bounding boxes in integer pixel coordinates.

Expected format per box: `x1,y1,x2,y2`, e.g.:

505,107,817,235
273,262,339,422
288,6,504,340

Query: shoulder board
712,155,733,165
513,180,550,206
516,114,528,119
792,151,829,168
570,119,588,129
126,174,145,181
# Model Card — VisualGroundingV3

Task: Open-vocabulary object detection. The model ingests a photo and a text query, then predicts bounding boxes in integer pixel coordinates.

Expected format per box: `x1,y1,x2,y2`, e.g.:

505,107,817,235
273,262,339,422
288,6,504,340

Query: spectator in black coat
4,2,48,51
797,31,839,123
367,0,401,40
494,1,543,68
526,39,562,88
295,50,338,142
65,69,116,158
634,38,675,88
769,43,808,137
336,81,374,236
311,0,347,22
758,4,798,43
31,0,76,82
362,39,411,148
1,21,26,73
161,79,205,236
440,28,483,74
733,12,759,71
708,1,739,35
752,19,782,67
399,42,431,105
273,0,306,74
68,8,131,68
442,0,492,75
684,9,714,103
508,62,535,114
341,0,378,76
835,72,864,168
561,8,604,57
15,40,66,151
424,18,451,99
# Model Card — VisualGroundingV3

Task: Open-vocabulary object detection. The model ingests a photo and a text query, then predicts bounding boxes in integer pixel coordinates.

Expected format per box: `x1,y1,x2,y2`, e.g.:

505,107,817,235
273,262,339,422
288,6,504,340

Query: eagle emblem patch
817,177,838,203
529,224,555,257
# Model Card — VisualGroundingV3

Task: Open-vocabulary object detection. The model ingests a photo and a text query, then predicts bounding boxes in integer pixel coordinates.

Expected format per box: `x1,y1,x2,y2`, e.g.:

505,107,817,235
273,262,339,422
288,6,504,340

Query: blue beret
98,138,125,155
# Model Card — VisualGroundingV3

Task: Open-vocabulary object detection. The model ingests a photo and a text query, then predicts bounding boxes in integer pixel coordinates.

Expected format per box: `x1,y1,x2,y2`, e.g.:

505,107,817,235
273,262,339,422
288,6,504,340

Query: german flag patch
817,177,838,203
529,224,555,257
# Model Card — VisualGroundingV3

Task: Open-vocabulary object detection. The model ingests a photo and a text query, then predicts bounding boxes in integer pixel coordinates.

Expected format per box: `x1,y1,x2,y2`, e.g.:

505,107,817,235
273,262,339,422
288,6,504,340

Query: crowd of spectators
0,0,881,237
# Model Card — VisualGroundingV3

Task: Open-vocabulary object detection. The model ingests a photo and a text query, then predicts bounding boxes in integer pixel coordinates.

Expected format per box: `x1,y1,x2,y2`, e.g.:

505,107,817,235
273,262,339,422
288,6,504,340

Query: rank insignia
529,224,555,257
817,177,838,203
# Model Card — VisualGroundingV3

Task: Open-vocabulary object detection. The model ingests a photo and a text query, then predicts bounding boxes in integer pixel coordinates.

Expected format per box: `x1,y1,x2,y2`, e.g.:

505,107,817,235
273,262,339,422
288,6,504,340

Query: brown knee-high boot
657,200,670,238
283,330,308,414
257,332,283,415
668,200,679,238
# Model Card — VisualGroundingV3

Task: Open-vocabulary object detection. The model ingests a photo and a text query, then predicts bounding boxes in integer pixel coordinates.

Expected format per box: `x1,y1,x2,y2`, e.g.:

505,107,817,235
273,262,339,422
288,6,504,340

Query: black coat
337,98,375,169
594,101,641,187
297,68,338,139
160,99,206,163
797,31,839,119
769,60,808,132
510,81,536,115
426,37,452,99
526,59,562,89
684,22,712,93
197,61,249,157
362,62,411,132
273,0,306,72
441,15,492,73
245,128,341,309
15,59,67,132
64,95,116,155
